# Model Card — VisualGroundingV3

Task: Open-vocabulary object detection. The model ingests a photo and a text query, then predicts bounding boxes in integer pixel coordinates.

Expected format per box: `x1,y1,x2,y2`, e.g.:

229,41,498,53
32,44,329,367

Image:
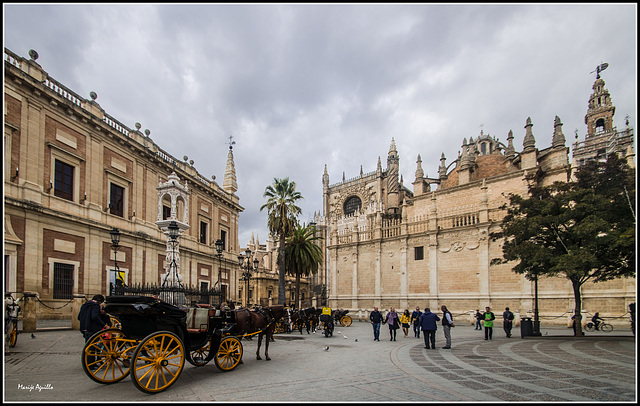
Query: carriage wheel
109,316,122,330
214,336,243,372
81,328,133,384
131,331,185,394
8,320,18,347
188,341,211,366
340,315,353,327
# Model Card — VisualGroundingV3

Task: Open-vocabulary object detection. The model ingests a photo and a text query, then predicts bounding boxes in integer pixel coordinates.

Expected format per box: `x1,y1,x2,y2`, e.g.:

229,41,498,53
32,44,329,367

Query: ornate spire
415,154,424,180
323,164,329,187
505,130,515,159
438,152,447,179
522,117,536,151
552,115,566,148
223,146,238,194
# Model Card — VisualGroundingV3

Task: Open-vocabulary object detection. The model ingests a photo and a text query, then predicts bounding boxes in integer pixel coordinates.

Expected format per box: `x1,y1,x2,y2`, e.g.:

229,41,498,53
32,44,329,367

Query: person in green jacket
483,306,495,340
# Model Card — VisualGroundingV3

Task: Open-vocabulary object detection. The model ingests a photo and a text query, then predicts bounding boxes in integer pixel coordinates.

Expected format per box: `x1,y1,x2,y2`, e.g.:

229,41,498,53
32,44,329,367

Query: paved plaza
3,320,636,403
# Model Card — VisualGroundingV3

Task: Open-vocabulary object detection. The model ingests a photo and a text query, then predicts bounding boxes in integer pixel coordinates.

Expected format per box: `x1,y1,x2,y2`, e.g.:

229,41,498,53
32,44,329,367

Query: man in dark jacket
419,307,440,349
411,306,423,338
503,307,515,338
78,294,109,342
369,306,384,341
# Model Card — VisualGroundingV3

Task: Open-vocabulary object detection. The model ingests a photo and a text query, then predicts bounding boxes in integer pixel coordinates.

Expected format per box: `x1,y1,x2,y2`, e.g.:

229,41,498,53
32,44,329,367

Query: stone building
316,74,635,324
3,48,245,319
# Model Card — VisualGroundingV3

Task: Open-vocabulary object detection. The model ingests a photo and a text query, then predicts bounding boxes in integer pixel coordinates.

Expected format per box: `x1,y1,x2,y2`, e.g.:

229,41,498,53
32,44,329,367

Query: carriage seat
185,307,221,333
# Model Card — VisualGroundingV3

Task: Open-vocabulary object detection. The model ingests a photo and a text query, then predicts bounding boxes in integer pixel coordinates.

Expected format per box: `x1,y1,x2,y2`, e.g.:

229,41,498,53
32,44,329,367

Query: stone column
22,293,38,333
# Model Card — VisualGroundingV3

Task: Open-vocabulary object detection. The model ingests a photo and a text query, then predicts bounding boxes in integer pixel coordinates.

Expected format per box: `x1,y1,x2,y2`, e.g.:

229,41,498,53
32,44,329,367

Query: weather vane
590,62,608,79
227,134,236,150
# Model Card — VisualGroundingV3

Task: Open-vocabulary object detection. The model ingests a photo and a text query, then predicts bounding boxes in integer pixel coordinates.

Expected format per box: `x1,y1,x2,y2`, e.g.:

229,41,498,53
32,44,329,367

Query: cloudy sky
4,3,637,246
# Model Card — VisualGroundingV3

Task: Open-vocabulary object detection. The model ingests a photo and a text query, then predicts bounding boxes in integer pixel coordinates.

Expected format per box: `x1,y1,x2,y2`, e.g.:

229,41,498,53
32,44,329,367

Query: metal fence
111,282,223,308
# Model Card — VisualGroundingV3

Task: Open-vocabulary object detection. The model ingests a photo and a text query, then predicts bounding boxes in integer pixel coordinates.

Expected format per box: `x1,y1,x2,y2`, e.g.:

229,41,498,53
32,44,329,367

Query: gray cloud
4,3,636,245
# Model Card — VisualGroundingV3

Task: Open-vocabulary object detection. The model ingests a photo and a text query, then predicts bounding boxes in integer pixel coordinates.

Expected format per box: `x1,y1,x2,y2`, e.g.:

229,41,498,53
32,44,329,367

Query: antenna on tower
590,62,609,79
227,134,236,150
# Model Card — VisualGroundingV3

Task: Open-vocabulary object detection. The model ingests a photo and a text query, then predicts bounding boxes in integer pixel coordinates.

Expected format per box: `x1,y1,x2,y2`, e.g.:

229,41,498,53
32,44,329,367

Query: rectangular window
414,246,424,261
200,221,208,244
54,159,74,201
110,183,125,217
53,262,74,299
220,230,227,251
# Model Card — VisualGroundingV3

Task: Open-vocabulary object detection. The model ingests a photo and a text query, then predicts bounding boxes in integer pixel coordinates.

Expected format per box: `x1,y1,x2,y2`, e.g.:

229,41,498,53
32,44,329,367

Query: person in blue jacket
419,307,441,349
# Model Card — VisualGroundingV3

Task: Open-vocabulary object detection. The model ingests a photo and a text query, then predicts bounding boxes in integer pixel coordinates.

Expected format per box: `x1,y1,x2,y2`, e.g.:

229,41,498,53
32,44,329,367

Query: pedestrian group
369,305,516,348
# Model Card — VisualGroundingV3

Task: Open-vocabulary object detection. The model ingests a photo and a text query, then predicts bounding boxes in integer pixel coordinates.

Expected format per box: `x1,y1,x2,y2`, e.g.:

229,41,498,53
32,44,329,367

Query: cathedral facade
316,75,635,324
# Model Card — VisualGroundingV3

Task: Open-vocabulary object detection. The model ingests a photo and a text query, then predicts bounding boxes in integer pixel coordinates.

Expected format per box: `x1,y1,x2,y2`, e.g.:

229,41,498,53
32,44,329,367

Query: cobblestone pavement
3,321,636,403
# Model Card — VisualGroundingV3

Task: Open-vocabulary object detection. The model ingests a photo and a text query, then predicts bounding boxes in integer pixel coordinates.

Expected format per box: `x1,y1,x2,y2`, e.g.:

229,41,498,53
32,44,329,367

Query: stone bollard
22,292,38,333
514,311,521,327
469,310,475,325
72,295,86,330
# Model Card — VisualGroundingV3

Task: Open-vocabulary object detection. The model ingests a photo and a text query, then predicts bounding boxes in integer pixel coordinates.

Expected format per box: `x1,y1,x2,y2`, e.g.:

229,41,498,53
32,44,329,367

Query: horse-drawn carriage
333,309,352,327
82,295,282,394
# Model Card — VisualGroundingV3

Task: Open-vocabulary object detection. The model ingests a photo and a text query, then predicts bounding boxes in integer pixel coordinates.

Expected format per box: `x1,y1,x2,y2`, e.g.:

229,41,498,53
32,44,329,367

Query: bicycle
5,294,21,348
585,320,613,332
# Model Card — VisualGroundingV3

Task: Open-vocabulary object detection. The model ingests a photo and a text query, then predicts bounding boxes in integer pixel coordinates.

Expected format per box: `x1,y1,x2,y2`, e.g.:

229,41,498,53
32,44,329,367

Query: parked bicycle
584,320,613,332
5,293,21,349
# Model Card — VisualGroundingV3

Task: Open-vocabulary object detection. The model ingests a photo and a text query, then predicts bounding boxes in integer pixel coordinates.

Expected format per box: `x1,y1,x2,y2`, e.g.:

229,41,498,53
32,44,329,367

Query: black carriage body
104,296,237,356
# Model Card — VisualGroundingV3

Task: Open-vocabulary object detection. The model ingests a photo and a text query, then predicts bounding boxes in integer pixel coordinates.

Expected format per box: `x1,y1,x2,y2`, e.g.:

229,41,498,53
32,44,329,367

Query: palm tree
285,224,324,309
260,177,302,305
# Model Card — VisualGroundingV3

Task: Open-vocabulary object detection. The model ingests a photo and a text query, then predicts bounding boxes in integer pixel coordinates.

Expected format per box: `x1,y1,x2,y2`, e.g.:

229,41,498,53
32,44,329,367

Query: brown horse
232,305,285,360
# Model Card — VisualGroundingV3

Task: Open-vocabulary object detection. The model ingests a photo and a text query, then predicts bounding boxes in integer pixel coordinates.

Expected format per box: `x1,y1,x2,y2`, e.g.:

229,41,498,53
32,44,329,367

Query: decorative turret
552,115,566,148
523,117,536,152
521,117,538,169
505,130,516,160
438,153,448,180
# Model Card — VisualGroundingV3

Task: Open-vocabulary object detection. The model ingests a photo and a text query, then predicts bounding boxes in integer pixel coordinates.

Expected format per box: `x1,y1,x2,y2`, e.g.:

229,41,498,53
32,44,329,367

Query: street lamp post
161,221,181,288
238,248,258,308
109,227,121,296
214,239,224,305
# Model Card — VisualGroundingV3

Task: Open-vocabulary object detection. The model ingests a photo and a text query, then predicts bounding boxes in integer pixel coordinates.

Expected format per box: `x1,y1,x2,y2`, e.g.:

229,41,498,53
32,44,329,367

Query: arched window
595,118,606,133
343,196,362,216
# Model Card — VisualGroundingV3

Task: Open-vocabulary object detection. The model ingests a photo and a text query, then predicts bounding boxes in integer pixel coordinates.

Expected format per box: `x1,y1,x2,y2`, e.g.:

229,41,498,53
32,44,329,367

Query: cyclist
591,312,604,331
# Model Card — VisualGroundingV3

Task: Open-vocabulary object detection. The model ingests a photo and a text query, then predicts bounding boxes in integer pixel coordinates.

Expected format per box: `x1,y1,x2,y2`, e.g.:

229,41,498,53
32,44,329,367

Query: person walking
385,307,400,341
369,306,383,341
78,294,110,342
441,305,454,349
502,307,514,338
411,306,423,338
400,309,411,338
419,307,440,349
475,309,483,330
483,306,495,340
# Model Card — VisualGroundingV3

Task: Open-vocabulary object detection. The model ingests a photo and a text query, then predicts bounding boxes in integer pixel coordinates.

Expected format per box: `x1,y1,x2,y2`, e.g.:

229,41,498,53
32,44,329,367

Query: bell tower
585,63,616,138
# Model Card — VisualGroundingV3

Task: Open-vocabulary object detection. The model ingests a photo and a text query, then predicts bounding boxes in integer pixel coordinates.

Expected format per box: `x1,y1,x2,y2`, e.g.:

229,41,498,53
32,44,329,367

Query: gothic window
480,142,487,155
343,196,362,216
